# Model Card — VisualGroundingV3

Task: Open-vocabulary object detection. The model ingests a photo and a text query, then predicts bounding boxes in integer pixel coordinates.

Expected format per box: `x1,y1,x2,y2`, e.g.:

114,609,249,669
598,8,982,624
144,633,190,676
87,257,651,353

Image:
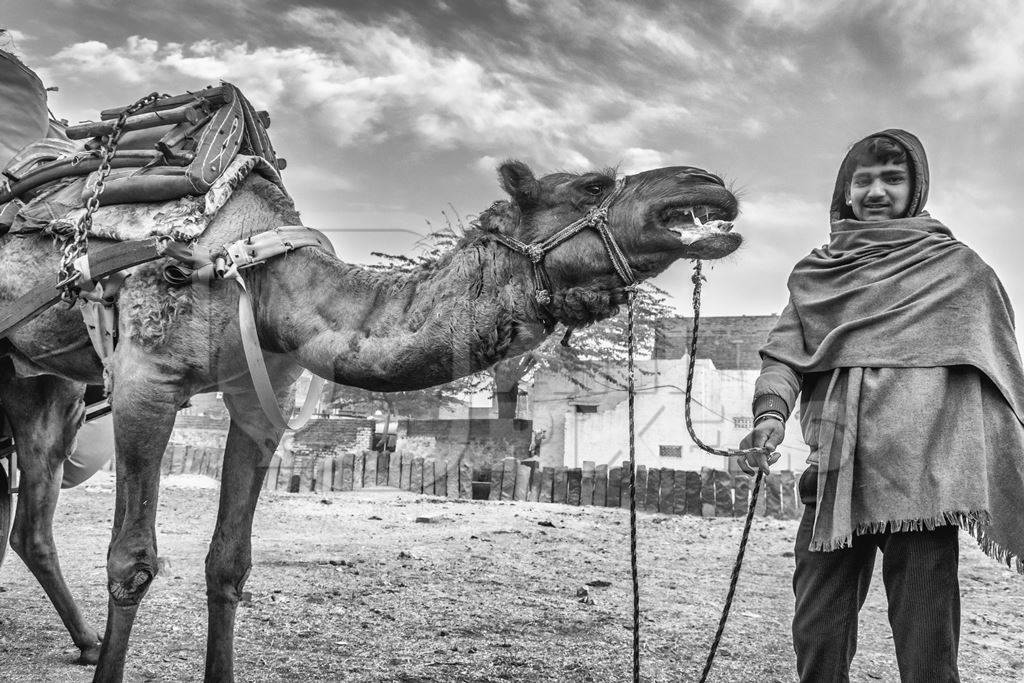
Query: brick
594,464,608,507
488,463,502,501
658,468,675,515
318,457,333,493
500,457,516,501
684,471,702,516
630,466,647,509
580,462,595,506
401,455,413,490
411,457,424,494
388,452,402,489
540,467,555,503
606,466,621,508
340,453,354,492
552,466,568,504
714,469,733,517
566,468,582,506
423,459,435,495
733,474,750,517
645,467,661,513
514,464,531,501
332,455,346,491
352,452,366,490
458,460,472,499
700,467,716,517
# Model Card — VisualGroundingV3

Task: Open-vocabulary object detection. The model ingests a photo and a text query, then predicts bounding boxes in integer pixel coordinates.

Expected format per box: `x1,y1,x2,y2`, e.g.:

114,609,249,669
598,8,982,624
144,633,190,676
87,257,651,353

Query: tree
489,283,674,417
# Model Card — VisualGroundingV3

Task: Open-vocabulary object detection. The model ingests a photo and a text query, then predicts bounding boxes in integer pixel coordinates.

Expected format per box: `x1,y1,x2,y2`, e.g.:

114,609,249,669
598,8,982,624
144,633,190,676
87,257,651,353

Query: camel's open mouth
650,201,741,258
658,204,735,241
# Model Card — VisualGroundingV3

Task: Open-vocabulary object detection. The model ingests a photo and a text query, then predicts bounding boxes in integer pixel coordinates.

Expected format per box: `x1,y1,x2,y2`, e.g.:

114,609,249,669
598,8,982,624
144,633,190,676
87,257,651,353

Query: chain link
57,91,164,301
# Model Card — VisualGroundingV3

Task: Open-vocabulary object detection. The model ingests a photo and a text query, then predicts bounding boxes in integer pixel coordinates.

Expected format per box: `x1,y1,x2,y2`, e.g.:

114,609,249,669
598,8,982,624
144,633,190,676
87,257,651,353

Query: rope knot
586,207,609,227
524,244,545,263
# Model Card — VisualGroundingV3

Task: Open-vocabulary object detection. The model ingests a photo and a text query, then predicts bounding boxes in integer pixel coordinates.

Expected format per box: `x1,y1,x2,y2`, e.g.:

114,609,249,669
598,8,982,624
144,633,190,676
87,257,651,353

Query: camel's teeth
690,207,703,227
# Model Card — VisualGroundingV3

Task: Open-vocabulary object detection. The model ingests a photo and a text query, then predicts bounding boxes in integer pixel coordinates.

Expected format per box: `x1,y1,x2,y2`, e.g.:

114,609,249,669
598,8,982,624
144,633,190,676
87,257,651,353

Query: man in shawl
739,129,1024,682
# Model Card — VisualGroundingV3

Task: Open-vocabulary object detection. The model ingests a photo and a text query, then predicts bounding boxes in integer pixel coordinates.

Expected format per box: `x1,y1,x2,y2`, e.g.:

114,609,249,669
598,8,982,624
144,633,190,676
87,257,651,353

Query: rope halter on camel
490,176,634,310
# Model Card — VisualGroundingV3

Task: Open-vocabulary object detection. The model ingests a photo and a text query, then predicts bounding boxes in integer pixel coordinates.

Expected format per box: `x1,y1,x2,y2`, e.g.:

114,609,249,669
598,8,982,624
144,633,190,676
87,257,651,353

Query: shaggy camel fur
0,160,741,682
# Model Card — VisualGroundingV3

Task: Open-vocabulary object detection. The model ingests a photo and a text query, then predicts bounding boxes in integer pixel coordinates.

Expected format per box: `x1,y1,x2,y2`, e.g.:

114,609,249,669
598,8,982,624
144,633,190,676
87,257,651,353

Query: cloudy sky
4,0,1023,321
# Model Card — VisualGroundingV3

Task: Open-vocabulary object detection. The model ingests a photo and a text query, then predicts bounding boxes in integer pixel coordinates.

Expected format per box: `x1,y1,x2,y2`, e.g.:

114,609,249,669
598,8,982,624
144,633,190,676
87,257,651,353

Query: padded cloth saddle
0,82,285,236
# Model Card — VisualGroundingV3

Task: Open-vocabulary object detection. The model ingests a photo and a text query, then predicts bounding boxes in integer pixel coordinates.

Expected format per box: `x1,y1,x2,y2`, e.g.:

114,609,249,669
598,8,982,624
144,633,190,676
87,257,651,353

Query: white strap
234,275,324,430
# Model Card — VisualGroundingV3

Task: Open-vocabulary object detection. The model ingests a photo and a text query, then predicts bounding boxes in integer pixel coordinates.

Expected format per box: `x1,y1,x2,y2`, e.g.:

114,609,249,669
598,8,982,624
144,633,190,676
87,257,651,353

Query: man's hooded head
829,129,930,222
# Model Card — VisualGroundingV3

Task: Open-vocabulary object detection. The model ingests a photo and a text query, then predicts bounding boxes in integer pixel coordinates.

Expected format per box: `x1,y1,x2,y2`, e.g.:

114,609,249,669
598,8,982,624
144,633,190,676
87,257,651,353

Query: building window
574,404,598,413
733,416,753,429
659,445,683,458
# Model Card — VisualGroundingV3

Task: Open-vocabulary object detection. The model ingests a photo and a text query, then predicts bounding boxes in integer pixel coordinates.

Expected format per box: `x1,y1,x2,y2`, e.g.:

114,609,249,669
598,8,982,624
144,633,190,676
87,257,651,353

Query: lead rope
623,262,770,683
686,260,768,683
625,286,641,683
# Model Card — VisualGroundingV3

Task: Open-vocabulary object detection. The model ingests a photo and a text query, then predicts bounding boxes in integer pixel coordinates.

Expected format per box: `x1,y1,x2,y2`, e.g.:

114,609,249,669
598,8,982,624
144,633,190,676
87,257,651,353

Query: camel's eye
583,183,604,196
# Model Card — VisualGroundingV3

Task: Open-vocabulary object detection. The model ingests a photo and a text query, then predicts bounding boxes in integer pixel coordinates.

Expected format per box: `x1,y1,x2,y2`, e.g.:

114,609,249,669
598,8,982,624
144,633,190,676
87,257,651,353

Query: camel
0,159,741,681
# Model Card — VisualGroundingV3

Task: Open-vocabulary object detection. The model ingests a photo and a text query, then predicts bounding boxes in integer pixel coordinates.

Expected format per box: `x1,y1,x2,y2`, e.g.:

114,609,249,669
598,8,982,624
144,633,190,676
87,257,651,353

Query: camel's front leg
203,389,286,682
93,351,184,683
0,375,102,664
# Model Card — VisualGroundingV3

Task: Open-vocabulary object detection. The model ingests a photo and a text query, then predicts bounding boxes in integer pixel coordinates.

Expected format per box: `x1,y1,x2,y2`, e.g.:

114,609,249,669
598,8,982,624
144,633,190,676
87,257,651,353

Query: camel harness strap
0,225,333,432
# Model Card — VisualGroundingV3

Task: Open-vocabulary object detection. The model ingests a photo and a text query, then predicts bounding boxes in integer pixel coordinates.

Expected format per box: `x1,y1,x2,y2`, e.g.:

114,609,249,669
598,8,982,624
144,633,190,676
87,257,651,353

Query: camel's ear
499,160,540,207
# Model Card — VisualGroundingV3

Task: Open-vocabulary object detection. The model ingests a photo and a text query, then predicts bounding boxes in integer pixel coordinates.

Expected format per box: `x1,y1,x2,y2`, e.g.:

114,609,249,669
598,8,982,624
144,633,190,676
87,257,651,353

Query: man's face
846,161,911,221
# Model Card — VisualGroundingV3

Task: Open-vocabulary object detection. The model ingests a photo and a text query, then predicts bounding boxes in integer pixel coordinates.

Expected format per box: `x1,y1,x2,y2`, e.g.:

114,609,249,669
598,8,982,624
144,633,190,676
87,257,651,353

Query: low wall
155,446,802,520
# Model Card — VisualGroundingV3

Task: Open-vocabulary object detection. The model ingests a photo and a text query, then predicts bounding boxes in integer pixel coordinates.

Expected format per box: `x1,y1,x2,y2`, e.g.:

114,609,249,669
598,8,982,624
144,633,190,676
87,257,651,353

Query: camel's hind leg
0,374,103,664
203,389,285,682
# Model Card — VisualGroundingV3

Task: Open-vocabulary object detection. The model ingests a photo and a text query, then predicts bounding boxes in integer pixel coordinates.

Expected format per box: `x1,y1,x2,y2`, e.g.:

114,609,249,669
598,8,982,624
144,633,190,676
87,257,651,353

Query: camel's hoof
76,641,102,665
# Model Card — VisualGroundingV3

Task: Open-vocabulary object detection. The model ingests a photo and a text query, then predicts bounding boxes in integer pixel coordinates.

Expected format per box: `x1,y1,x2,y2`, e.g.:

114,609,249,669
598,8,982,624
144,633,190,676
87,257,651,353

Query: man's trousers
792,466,961,683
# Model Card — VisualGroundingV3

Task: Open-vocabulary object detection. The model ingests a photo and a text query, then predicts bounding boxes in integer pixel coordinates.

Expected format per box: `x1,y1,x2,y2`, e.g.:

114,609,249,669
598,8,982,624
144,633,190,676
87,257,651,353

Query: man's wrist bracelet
753,411,785,426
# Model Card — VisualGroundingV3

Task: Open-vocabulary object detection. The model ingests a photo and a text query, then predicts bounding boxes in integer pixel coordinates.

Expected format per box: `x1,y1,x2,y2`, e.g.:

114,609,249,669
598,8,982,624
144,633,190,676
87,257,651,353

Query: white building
529,315,810,473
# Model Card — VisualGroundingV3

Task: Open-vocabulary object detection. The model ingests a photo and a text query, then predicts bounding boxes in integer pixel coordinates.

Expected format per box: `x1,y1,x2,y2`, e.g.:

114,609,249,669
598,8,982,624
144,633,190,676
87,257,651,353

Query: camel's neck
254,236,552,391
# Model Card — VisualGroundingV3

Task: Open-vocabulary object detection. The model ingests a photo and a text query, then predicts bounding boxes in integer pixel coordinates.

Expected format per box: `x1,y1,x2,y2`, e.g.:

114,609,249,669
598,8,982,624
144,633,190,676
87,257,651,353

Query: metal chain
625,286,641,683
57,91,163,301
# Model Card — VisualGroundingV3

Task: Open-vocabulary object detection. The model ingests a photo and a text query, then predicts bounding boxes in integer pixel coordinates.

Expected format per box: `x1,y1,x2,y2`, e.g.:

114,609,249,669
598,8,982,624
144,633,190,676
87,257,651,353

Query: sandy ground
0,471,1021,682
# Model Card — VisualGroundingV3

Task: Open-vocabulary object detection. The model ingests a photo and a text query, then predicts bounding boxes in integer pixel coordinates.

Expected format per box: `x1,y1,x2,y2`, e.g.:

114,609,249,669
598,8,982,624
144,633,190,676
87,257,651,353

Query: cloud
740,118,765,138
737,0,1024,116
49,36,162,84
618,148,669,174
35,0,825,176
737,0,850,28
731,192,827,263
909,3,1024,114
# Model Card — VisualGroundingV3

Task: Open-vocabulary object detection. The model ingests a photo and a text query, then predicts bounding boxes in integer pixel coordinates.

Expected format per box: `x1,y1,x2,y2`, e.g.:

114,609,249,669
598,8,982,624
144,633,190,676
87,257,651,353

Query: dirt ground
0,472,1021,682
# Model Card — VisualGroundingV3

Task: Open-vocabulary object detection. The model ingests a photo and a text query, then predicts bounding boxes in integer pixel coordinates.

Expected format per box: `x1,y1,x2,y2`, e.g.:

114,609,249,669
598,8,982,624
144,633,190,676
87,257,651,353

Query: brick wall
402,418,533,463
654,315,779,369
293,417,375,451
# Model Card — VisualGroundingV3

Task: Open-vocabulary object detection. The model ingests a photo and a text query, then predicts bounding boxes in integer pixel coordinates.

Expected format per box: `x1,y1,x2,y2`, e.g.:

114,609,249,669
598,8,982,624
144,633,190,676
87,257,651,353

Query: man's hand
737,418,785,475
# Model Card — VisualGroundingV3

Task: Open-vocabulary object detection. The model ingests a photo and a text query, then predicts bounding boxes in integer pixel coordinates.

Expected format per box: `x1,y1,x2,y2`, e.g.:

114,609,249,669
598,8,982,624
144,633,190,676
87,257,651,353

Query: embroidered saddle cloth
0,82,286,241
